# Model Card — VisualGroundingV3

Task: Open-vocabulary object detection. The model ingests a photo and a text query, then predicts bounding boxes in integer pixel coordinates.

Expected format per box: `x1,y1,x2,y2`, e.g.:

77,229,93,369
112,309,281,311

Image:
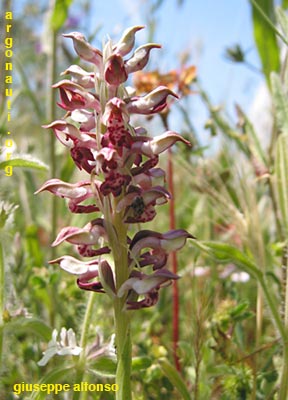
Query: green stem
0,244,4,371
46,0,58,259
259,275,286,343
279,345,288,400
258,274,288,398
279,246,288,400
113,300,132,400
73,291,96,400
80,291,97,350
46,1,58,328
110,202,132,400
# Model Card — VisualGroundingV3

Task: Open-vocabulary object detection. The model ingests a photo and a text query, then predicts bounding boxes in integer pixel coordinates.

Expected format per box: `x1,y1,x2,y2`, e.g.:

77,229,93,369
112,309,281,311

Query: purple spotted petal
53,80,100,112
105,54,128,86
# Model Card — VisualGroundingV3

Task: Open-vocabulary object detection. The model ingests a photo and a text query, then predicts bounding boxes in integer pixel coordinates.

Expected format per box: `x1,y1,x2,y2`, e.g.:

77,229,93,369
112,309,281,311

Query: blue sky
14,0,265,145
72,0,264,142
82,0,263,107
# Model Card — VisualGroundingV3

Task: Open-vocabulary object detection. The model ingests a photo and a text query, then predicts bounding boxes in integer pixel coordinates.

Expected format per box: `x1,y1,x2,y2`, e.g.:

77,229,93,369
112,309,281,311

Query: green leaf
4,317,52,341
191,241,261,279
0,156,48,171
50,0,73,31
275,133,288,236
132,356,152,371
30,366,74,400
15,59,44,120
89,356,117,377
251,0,280,84
25,224,44,267
283,0,288,9
60,153,76,182
158,358,192,400
271,72,288,133
276,6,288,38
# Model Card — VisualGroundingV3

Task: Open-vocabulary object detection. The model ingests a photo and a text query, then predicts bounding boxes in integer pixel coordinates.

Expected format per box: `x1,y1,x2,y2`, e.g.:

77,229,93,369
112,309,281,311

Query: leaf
4,317,52,341
30,366,74,400
276,6,288,38
15,59,44,120
0,156,48,171
271,72,288,133
132,356,152,371
158,358,191,400
251,0,280,84
89,356,117,377
275,133,288,236
283,0,288,9
50,0,73,31
26,224,45,267
192,241,261,279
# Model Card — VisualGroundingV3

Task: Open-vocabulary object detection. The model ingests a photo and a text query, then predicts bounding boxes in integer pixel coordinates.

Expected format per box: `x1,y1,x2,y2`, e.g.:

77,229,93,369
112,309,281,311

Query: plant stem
110,200,132,400
279,345,288,400
113,300,132,400
258,274,288,399
168,147,181,372
278,245,288,400
80,291,97,351
161,113,181,372
46,0,58,328
259,275,286,341
46,2,58,259
73,291,96,400
0,244,4,371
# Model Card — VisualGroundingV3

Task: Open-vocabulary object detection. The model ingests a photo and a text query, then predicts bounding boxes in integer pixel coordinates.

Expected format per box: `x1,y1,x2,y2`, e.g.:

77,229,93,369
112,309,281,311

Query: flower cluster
37,26,192,309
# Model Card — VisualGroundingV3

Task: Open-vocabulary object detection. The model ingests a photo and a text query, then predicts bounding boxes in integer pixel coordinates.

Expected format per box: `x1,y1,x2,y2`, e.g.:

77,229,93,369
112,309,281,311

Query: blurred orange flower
133,65,196,96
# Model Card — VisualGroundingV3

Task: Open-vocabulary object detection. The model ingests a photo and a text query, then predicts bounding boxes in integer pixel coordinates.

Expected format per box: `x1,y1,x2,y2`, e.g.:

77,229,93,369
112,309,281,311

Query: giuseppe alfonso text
13,382,119,395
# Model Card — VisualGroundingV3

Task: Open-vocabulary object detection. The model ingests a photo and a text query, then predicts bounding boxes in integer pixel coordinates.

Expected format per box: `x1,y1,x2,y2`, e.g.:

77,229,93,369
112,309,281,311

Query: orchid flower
37,26,192,399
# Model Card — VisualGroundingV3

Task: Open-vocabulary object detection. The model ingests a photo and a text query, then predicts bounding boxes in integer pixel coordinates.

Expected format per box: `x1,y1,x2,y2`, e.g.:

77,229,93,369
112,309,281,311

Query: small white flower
38,327,82,366
231,271,250,283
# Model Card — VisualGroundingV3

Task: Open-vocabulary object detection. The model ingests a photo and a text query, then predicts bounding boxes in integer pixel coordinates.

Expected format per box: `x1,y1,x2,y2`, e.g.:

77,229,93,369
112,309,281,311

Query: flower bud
125,44,161,74
63,32,103,68
104,54,128,86
113,25,144,57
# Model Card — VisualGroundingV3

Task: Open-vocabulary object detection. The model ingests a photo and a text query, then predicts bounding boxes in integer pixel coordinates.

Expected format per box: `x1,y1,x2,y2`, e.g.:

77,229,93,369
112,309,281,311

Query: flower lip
34,178,91,198
130,229,195,256
126,86,179,115
51,218,107,247
52,80,100,112
49,255,99,280
118,268,179,297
